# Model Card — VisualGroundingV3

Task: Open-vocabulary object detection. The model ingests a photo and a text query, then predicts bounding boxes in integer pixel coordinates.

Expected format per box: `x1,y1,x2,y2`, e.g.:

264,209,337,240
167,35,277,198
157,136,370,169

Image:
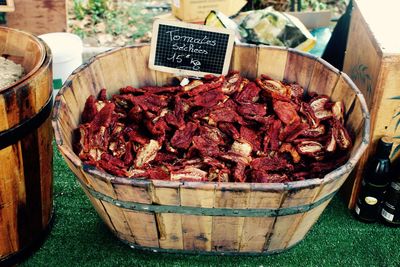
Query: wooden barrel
52,45,369,254
0,27,53,263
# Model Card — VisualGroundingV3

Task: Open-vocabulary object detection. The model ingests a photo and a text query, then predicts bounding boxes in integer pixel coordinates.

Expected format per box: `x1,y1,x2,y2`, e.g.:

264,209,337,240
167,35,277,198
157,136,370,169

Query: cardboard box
171,0,247,23
342,0,400,208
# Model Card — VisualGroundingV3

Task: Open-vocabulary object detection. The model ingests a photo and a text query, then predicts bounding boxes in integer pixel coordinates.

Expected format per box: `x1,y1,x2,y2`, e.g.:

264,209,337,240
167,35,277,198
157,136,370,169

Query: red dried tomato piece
250,156,293,172
237,103,267,118
221,72,244,95
192,88,225,108
218,122,240,140
234,82,261,103
98,89,108,101
325,129,337,153
296,140,324,159
191,135,221,157
256,78,291,101
309,96,333,121
81,95,98,123
332,119,352,150
263,119,282,151
144,167,170,180
208,107,243,125
90,102,115,133
171,122,198,150
141,85,181,94
120,86,146,94
273,100,300,125
279,143,301,163
240,126,261,151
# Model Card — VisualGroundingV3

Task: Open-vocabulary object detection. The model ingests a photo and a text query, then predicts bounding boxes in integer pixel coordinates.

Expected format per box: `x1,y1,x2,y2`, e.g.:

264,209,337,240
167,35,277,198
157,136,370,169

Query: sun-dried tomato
171,122,198,150
75,72,353,183
273,100,300,125
81,95,99,123
234,82,261,103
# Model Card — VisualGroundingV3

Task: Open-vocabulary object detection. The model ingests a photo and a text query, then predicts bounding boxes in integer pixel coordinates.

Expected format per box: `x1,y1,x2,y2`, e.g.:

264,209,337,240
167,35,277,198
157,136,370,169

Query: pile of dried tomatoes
75,72,352,183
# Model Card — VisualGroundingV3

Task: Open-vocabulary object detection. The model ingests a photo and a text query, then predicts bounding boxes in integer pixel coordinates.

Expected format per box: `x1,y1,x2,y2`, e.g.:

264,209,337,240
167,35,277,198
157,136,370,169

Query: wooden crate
5,0,67,34
342,0,400,208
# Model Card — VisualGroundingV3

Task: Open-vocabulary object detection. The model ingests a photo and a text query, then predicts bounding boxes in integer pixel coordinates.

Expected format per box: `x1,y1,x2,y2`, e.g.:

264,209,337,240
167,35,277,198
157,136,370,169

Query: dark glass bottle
380,178,400,227
354,137,393,223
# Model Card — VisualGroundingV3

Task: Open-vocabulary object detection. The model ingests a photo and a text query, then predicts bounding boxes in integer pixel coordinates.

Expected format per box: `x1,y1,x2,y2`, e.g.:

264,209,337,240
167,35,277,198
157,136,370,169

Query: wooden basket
52,44,369,254
0,27,53,263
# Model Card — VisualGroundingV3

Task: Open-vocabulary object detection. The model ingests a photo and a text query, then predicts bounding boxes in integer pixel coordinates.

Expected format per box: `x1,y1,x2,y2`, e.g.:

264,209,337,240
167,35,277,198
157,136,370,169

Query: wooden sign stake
149,19,235,77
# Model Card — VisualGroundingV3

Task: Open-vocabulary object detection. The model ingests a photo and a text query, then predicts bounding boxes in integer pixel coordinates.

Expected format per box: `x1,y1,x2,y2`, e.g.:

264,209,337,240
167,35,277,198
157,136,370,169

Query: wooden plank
124,47,158,89
231,45,258,80
307,58,339,96
257,46,288,81
286,200,331,248
98,50,135,93
180,182,215,251
267,181,322,251
0,97,8,132
0,145,21,257
113,182,152,204
101,201,136,244
112,180,159,247
38,118,53,226
81,187,116,233
330,75,357,113
284,50,316,90
6,0,67,35
212,183,250,251
239,184,285,252
152,180,183,250
123,210,159,247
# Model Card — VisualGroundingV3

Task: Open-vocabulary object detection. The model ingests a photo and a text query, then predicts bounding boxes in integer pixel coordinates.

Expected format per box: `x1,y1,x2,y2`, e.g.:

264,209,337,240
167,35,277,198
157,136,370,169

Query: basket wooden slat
308,58,340,96
257,46,288,81
231,45,259,80
284,49,316,89
152,180,183,249
212,184,250,251
181,183,215,251
52,45,370,254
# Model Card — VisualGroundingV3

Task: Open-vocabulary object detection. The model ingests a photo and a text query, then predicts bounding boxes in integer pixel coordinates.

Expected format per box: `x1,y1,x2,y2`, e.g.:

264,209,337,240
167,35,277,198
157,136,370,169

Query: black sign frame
149,19,235,77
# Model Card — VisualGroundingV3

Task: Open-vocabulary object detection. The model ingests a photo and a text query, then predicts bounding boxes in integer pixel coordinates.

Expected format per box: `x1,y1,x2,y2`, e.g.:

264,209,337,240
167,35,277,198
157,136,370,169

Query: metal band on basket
82,182,337,217
0,95,53,150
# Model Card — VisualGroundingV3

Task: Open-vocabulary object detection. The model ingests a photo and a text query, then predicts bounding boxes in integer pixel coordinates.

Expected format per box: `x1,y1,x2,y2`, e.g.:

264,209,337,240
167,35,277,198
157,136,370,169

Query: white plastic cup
39,33,83,96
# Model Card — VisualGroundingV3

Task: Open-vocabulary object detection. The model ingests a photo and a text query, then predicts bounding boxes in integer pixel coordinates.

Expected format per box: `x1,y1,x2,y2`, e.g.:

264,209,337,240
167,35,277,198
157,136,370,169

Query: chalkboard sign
0,0,14,12
149,20,235,77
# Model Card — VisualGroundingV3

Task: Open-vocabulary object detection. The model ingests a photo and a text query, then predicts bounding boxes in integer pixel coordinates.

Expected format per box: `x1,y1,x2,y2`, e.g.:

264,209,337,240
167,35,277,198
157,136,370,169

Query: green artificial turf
20,146,400,267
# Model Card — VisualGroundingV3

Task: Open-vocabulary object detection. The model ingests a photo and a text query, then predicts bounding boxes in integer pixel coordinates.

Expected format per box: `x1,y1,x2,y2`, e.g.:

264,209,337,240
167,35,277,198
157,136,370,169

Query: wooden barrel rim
0,210,55,265
0,95,53,150
80,178,337,217
53,44,370,191
0,26,46,93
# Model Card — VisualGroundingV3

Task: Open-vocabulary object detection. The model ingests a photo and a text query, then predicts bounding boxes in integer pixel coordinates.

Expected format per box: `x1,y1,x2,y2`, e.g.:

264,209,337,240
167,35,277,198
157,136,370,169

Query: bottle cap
376,136,393,158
